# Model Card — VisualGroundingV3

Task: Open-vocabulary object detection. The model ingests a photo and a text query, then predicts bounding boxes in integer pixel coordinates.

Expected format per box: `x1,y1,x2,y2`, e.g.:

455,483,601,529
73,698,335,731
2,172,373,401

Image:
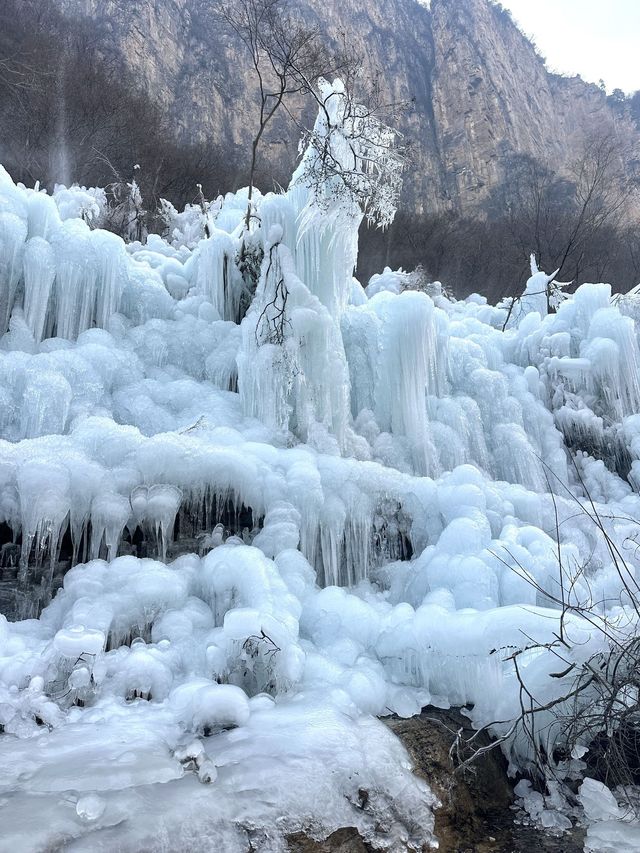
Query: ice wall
3,90,640,847
2,141,640,600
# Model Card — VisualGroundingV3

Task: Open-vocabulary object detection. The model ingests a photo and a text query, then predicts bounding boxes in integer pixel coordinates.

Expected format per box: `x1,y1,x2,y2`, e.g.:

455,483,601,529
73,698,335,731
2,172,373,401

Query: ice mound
1,81,640,847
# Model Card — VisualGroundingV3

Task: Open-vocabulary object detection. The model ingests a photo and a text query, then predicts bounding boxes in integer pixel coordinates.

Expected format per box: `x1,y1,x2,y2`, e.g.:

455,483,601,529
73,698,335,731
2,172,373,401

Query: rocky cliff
54,0,638,212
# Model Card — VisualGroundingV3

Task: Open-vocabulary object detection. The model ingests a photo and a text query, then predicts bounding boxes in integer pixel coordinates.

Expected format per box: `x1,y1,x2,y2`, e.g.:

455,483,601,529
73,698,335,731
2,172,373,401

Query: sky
500,0,640,94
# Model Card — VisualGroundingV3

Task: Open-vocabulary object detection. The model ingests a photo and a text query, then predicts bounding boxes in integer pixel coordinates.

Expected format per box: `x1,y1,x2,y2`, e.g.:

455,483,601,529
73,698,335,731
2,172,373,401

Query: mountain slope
41,0,640,212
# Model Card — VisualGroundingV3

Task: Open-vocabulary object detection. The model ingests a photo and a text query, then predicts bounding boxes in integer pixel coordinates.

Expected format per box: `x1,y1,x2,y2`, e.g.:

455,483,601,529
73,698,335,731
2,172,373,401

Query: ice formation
1,82,640,848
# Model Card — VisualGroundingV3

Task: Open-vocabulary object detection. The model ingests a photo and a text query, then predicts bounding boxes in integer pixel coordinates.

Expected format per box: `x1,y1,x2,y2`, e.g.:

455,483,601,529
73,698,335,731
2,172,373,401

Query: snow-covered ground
1,82,640,850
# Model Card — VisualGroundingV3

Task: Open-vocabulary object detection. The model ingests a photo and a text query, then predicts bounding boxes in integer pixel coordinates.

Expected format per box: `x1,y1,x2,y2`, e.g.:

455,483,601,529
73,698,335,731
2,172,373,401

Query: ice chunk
579,777,623,822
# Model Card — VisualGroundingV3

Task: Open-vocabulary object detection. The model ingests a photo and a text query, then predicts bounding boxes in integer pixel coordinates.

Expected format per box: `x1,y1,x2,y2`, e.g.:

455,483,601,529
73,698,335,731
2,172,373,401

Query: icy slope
1,84,640,848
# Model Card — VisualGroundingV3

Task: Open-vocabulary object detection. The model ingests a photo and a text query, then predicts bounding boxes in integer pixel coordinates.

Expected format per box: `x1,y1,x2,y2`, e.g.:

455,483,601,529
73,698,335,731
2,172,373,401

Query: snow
1,83,640,849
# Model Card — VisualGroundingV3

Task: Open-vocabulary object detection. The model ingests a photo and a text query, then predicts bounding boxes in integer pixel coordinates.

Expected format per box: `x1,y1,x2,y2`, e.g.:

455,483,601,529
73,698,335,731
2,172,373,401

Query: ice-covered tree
294,78,405,230
239,78,405,449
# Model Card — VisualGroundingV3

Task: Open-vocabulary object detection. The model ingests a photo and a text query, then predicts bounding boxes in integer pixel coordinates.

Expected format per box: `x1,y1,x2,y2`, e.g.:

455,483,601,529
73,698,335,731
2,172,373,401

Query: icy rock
68,667,91,690
0,211,27,330
268,224,283,245
115,644,174,701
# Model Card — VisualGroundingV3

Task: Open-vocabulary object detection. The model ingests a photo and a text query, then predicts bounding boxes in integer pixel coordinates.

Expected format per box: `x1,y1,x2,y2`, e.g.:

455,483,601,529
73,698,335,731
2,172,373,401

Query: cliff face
54,0,638,213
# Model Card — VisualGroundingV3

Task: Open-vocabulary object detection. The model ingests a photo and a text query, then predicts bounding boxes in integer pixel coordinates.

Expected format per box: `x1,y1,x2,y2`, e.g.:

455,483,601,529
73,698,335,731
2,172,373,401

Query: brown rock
287,827,371,853
387,708,513,852
386,708,585,853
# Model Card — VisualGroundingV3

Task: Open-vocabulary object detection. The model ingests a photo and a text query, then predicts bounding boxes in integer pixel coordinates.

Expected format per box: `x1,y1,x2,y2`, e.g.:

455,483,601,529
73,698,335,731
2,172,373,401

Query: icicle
196,230,245,322
91,229,127,329
16,461,71,604
0,211,27,333
51,219,97,340
146,485,183,561
373,291,441,476
22,237,55,343
20,370,72,439
238,234,351,448
90,492,131,561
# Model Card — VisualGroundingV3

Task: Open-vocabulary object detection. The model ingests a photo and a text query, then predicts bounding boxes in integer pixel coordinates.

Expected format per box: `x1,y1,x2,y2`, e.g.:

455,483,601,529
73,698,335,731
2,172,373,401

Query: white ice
1,83,640,849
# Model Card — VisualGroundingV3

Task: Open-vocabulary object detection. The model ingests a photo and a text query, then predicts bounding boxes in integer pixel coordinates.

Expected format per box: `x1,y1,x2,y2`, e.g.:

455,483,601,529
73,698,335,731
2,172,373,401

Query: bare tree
556,132,635,280
214,0,344,230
